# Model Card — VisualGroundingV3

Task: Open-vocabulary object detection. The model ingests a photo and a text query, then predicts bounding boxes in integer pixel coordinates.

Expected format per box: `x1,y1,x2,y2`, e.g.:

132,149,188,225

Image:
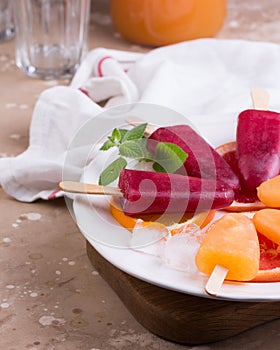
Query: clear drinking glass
13,0,90,80
0,0,14,42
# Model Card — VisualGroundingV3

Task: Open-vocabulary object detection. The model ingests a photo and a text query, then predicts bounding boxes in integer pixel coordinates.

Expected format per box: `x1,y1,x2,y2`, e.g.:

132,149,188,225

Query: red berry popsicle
147,125,240,191
59,168,234,217
118,169,234,216
236,109,280,192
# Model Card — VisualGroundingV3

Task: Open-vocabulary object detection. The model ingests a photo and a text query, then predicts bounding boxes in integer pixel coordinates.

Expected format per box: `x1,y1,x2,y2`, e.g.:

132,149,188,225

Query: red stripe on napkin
48,188,63,200
97,56,113,77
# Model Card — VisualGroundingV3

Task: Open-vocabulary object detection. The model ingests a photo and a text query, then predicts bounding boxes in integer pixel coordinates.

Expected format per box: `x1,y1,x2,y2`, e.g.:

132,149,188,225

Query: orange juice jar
110,0,226,46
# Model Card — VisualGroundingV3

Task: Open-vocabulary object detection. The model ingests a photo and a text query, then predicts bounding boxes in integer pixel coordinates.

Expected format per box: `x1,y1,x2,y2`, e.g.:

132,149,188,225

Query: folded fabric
2,39,280,202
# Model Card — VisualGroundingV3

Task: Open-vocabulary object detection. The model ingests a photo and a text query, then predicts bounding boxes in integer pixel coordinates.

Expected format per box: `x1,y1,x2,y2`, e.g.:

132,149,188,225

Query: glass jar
110,0,226,46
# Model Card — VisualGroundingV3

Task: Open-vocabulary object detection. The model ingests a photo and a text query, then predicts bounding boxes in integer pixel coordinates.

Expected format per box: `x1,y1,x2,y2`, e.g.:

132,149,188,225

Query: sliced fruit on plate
215,141,240,182
253,232,280,282
109,197,215,232
110,197,137,231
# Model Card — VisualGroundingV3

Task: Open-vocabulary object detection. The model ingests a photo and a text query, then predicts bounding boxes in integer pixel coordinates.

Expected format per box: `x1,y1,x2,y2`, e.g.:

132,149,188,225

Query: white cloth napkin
2,38,280,202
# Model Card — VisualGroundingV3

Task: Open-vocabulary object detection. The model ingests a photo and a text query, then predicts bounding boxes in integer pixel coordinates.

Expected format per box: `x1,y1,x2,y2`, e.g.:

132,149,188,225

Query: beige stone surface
1,0,280,349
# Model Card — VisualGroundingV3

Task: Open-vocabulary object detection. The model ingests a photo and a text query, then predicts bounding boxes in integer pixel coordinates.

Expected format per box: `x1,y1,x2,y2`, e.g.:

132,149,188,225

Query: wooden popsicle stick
59,181,122,196
251,87,269,110
125,116,157,136
205,265,229,296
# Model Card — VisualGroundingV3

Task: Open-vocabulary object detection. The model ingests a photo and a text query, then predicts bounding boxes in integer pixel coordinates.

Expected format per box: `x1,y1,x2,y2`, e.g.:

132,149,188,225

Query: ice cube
161,223,203,272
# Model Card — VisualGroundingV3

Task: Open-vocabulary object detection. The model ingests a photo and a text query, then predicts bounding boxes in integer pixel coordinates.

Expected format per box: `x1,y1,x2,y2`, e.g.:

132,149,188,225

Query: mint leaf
100,128,126,151
100,139,115,151
119,129,128,142
122,123,147,142
153,142,188,173
111,128,122,142
119,138,151,159
99,157,127,186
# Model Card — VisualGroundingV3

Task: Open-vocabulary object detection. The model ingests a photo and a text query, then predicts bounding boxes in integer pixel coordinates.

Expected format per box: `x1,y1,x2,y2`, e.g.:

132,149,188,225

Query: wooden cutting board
86,241,280,345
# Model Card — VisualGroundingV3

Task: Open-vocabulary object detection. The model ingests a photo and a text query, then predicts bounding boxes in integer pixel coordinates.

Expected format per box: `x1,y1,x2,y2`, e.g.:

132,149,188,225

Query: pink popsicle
147,125,240,191
236,109,280,192
118,169,234,216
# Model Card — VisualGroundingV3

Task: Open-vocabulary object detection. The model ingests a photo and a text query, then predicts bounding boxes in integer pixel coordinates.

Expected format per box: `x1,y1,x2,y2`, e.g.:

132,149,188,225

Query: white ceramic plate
70,105,280,302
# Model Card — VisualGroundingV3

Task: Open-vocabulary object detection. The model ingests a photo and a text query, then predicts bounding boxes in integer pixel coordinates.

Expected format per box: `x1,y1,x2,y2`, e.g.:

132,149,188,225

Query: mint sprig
98,124,149,185
98,124,188,185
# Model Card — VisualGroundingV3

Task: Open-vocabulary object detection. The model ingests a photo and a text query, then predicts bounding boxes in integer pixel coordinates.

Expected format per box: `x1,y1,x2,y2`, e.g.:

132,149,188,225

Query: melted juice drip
222,150,259,203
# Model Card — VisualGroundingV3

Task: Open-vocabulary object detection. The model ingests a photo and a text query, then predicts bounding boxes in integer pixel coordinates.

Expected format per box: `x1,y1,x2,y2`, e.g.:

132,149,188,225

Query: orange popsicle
253,209,280,246
257,175,280,208
195,213,260,282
